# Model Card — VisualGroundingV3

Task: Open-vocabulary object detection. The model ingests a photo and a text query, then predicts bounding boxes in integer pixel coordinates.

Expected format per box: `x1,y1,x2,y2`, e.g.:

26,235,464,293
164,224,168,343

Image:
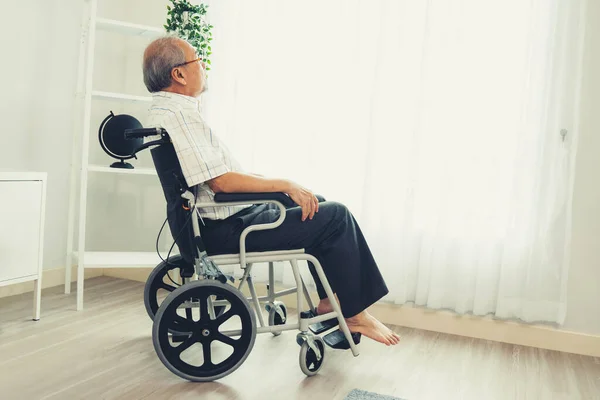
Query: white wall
563,0,600,335
1,0,82,270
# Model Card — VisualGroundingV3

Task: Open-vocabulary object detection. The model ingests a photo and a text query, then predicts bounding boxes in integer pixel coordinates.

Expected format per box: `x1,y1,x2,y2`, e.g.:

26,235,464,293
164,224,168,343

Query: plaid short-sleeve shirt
146,91,250,220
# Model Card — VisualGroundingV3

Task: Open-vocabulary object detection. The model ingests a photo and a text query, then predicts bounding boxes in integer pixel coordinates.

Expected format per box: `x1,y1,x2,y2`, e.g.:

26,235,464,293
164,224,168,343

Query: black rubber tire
152,279,257,382
143,255,184,321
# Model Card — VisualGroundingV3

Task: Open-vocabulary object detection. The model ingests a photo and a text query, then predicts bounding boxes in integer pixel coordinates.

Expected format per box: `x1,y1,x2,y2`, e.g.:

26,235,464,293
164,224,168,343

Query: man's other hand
287,182,320,221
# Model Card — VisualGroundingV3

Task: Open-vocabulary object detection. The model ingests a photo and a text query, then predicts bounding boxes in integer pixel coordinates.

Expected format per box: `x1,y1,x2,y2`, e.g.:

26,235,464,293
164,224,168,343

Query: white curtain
201,0,587,324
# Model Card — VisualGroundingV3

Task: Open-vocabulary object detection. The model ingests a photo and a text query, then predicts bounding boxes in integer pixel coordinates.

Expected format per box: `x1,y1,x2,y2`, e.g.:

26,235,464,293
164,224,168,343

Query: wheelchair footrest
323,329,361,350
305,309,339,334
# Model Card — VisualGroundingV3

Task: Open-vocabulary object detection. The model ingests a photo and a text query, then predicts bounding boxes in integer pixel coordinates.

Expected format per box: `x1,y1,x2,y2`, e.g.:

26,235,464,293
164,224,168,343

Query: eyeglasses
173,56,203,68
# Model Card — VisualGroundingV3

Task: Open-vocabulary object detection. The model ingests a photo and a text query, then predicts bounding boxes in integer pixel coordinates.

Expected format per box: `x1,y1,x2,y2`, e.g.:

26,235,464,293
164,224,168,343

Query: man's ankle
345,311,367,323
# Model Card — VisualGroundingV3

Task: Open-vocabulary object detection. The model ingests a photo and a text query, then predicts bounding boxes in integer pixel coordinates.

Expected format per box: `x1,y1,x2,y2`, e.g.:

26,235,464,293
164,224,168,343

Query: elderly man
143,36,400,346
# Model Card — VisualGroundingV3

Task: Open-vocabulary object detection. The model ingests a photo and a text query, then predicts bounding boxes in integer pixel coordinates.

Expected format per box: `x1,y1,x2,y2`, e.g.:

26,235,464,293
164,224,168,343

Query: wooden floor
0,277,599,400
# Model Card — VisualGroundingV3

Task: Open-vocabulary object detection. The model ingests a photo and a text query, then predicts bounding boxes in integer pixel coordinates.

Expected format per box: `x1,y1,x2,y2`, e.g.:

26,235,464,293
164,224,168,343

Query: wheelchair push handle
124,128,170,157
124,127,167,140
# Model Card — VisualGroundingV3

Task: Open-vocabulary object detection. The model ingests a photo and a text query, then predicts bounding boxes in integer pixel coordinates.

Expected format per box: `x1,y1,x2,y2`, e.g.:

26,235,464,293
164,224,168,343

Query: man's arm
207,172,288,193
207,172,319,221
156,107,317,220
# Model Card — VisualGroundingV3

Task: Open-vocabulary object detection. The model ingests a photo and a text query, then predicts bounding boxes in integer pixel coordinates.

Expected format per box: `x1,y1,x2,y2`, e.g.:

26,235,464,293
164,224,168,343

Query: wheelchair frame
182,190,360,357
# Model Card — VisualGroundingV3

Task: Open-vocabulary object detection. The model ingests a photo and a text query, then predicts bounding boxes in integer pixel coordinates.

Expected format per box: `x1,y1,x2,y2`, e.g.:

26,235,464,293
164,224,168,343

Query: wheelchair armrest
209,192,297,268
213,192,296,208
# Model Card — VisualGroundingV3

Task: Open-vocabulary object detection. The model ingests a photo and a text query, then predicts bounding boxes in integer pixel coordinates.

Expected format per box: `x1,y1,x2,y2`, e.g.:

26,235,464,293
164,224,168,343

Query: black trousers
198,196,389,318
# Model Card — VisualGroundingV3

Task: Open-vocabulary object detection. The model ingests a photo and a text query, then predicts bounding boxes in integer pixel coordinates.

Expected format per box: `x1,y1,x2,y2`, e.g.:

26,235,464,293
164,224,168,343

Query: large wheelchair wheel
144,256,227,326
152,279,256,382
144,255,183,321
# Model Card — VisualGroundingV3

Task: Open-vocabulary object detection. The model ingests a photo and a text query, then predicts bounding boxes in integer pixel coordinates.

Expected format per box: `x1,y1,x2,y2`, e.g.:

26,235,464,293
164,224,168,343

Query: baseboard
97,268,600,358
0,266,103,299
102,268,153,283
368,302,600,358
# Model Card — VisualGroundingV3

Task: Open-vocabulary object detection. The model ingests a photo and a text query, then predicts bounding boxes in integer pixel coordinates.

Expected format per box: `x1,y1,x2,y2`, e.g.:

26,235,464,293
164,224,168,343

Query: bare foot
345,311,401,346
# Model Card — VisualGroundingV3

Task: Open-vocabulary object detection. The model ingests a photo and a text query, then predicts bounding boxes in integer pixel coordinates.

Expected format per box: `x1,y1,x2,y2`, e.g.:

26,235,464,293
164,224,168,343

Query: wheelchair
124,127,361,382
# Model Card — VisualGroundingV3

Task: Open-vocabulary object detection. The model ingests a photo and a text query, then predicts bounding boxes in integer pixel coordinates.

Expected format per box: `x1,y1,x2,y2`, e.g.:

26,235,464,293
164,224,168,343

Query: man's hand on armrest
207,172,319,221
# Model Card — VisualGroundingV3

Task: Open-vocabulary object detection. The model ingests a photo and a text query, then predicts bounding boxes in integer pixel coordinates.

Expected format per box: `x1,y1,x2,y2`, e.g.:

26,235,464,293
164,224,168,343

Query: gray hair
143,36,187,93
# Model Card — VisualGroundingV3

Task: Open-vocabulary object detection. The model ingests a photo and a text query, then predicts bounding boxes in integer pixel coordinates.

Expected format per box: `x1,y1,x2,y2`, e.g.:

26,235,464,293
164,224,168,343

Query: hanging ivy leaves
165,0,213,70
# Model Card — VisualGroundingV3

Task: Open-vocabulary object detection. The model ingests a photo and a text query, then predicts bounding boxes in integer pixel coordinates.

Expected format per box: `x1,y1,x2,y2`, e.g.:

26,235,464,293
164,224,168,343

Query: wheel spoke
174,335,196,356
215,309,235,327
215,333,237,347
172,315,195,332
202,342,213,366
159,282,176,292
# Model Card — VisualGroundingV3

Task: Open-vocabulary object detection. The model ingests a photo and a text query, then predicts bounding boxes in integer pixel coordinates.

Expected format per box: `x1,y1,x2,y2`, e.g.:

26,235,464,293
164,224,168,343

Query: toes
388,332,400,345
386,334,395,345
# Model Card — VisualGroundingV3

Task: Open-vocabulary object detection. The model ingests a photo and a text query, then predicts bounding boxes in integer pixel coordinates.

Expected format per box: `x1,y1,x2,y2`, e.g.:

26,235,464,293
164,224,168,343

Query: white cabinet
0,172,47,320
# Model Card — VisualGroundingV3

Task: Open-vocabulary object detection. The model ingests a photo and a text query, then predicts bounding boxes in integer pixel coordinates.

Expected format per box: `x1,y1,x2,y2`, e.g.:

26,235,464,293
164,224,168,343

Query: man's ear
171,67,187,86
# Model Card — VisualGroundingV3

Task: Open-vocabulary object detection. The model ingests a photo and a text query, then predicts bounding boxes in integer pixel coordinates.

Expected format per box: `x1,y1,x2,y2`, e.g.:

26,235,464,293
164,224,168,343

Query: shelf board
88,165,157,176
92,90,152,103
0,274,39,287
96,18,164,38
73,251,174,268
0,171,47,181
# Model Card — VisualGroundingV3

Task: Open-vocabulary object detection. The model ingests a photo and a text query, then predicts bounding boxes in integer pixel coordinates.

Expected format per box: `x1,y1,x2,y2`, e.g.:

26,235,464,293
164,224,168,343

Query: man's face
179,40,207,97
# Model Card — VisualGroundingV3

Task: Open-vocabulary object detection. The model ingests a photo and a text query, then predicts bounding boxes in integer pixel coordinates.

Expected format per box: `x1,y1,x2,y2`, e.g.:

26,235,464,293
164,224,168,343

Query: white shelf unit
92,90,152,103
66,0,166,310
87,165,157,175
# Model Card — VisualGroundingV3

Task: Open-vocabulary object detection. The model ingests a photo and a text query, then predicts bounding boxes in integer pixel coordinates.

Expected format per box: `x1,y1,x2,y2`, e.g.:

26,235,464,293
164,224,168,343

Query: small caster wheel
299,336,325,376
267,301,287,337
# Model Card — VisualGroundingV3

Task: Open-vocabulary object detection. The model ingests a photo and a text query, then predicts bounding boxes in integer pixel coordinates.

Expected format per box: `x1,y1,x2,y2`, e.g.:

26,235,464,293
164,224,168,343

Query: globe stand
110,160,135,169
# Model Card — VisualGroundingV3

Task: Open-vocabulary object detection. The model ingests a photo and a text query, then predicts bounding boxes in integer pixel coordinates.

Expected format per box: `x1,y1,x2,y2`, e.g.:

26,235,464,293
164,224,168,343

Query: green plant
165,0,213,70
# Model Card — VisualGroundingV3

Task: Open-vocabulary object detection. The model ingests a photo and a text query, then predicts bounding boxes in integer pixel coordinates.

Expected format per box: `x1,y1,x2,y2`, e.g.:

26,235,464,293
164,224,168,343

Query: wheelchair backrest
150,141,189,200
124,127,201,267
